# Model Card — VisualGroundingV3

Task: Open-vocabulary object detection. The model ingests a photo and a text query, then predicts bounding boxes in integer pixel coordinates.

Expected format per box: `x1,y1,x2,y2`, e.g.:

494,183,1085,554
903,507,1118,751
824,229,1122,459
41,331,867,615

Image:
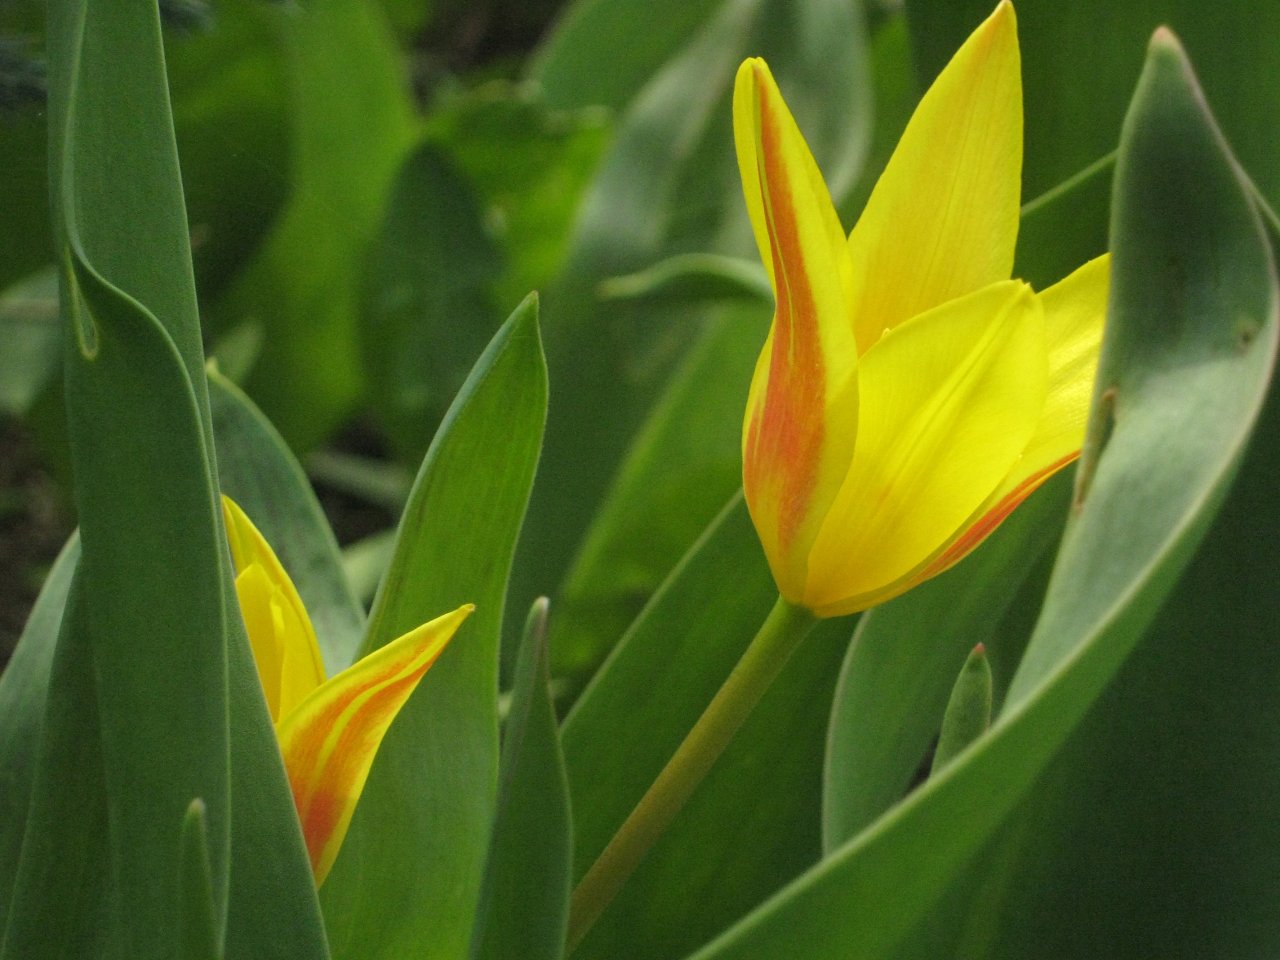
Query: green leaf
1,581,114,958
319,295,548,960
564,497,855,960
0,534,78,925
14,0,231,949
209,366,365,672
11,2,328,955
929,644,993,776
470,599,571,960
683,29,1277,960
165,0,291,302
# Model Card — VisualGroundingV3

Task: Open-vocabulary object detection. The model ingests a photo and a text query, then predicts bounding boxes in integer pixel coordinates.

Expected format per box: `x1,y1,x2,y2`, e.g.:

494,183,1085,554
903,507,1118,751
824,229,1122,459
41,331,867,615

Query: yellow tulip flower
735,0,1109,616
222,496,472,884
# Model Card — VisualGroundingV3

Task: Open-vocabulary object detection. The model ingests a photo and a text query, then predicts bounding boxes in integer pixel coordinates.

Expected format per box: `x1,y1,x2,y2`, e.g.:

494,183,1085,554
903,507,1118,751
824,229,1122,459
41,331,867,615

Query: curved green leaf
319,295,547,960
685,30,1277,960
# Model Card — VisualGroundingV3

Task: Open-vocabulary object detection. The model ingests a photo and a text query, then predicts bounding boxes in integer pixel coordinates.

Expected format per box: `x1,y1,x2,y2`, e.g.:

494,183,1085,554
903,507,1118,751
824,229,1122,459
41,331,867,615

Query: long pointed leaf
320,295,548,960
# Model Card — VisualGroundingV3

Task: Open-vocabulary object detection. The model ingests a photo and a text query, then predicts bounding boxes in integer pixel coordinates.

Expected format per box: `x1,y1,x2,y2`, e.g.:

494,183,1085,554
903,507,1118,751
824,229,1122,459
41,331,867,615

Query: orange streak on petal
278,604,472,883
744,82,826,552
923,451,1077,579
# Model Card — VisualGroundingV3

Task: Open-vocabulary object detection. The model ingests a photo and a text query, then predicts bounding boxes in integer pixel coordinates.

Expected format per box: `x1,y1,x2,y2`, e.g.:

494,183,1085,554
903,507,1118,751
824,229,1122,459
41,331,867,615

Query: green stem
566,595,817,952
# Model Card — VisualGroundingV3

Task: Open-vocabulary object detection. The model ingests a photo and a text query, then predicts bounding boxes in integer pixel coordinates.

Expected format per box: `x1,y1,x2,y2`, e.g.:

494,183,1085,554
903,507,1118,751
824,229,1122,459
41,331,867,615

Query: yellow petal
919,254,1110,578
847,0,1022,352
805,280,1047,615
276,604,473,884
734,57,860,597
223,496,326,722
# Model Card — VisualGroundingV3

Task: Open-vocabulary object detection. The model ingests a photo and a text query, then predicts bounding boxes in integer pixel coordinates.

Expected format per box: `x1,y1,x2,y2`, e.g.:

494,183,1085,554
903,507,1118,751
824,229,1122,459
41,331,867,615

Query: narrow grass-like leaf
470,599,571,960
209,367,365,672
320,295,547,960
684,30,1277,960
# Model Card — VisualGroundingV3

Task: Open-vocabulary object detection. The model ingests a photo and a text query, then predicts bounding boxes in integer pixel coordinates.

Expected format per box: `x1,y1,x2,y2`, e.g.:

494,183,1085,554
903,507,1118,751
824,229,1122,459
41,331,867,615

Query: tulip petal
806,281,1047,615
734,57,860,597
276,603,473,884
847,0,1022,352
921,254,1110,576
223,496,326,722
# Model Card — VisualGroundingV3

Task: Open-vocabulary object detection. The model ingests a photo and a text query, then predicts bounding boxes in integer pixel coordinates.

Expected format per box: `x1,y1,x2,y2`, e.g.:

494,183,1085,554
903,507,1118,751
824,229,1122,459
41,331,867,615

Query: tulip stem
566,595,817,952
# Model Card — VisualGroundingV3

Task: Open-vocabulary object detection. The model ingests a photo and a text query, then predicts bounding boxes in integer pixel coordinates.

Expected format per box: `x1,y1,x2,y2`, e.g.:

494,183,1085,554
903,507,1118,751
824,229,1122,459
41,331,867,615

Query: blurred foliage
4,1,1280,958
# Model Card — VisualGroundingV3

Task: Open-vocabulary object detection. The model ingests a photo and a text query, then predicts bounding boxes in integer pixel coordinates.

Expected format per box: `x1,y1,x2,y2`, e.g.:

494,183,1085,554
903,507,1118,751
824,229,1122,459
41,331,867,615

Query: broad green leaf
0,268,59,416
360,142,504,461
11,2,328,955
220,0,418,450
16,0,230,950
470,599,571,960
320,296,547,960
0,534,77,924
209,367,365,673
822,475,1068,849
684,31,1277,960
565,497,856,960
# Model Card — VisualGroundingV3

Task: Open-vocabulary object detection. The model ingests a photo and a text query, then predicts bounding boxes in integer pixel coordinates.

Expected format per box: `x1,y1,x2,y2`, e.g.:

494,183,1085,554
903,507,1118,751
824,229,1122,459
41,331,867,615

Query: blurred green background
4,2,1280,959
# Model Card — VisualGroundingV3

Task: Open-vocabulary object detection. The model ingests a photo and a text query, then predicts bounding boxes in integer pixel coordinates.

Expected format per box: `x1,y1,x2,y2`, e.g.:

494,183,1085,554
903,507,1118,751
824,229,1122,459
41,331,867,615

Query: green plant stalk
566,595,818,951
